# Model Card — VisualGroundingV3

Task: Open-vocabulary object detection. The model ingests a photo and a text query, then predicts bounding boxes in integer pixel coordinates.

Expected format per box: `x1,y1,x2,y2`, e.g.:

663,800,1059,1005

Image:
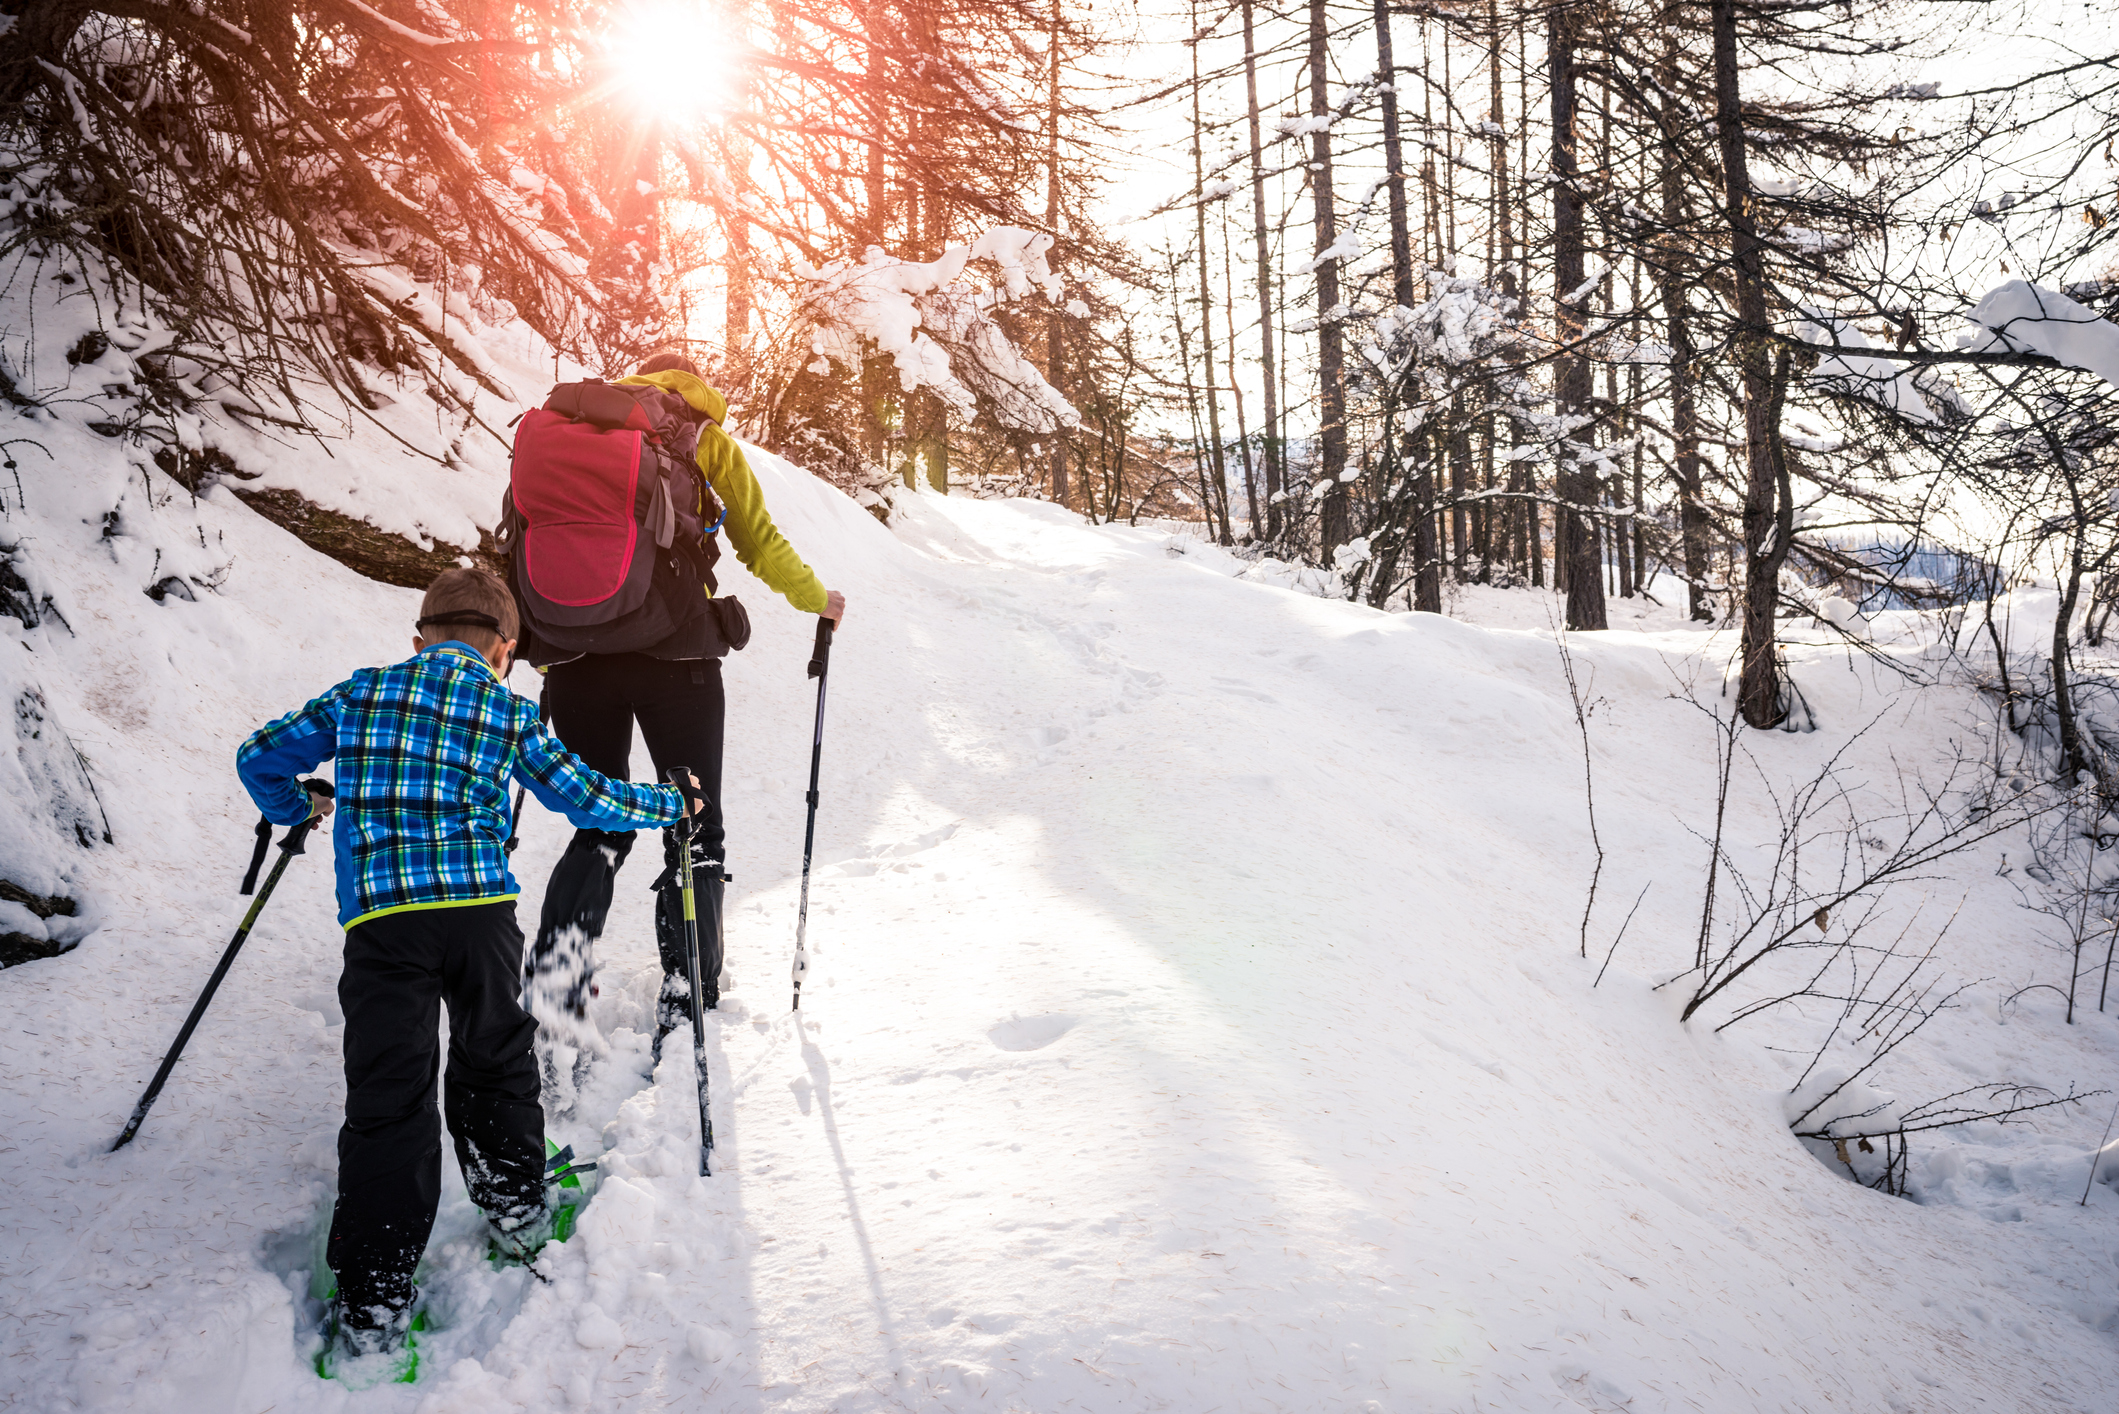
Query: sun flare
606,2,739,123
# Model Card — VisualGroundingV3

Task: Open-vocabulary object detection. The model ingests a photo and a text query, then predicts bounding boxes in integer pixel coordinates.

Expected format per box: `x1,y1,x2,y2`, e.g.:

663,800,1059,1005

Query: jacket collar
421,641,496,680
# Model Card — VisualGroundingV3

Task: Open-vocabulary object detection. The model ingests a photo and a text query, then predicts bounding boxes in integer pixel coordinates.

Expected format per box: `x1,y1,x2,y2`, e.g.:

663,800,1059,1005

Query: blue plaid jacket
237,642,682,928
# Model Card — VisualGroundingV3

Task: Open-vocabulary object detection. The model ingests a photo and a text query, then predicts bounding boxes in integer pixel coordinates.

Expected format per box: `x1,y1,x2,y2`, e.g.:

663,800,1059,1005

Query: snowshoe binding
315,1291,427,1387
487,1138,597,1268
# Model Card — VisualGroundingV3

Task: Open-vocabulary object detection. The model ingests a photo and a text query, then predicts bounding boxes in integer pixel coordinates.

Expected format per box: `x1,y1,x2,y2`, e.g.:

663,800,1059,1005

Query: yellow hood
617,369,728,426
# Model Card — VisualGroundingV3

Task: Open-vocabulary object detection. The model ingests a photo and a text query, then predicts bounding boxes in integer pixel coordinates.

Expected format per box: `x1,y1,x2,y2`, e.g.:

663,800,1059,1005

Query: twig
1594,883,1652,988
1553,621,1603,960
2084,1097,2119,1207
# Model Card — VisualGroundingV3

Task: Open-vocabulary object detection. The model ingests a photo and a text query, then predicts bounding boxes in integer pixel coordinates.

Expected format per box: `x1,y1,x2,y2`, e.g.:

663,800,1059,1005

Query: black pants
328,902,543,1327
535,654,726,1017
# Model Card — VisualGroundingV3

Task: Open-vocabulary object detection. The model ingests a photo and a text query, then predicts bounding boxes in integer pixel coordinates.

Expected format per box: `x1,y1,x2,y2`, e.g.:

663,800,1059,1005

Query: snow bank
0,218,579,562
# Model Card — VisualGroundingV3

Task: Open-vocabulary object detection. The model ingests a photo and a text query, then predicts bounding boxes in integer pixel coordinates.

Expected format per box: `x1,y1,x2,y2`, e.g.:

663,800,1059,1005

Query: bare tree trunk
863,0,886,246
1528,490,1546,584
726,204,753,353
1440,24,1457,264
1515,12,1543,587
1440,18,1466,631
1712,0,1785,723
1412,424,1442,608
1044,0,1069,507
1278,67,1295,538
1421,19,1440,262
1374,0,1416,310
1369,0,1437,607
855,0,891,465
613,115,666,359
1241,0,1283,539
1609,345,1631,600
1451,395,1473,581
1412,19,1453,587
1483,1,1515,588
907,387,948,493
919,170,949,488
1488,0,1514,304
1192,6,1233,546
1631,354,1646,590
1164,245,1213,532
1549,0,1606,630
1599,93,1630,604
2054,491,2103,787
1478,398,1496,585
1222,211,1262,540
722,6,757,383
1657,39,1711,619
1311,0,1349,556
1450,403,1469,579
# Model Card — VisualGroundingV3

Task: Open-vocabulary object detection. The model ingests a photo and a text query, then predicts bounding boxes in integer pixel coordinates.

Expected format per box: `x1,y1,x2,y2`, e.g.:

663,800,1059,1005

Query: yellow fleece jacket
617,370,829,614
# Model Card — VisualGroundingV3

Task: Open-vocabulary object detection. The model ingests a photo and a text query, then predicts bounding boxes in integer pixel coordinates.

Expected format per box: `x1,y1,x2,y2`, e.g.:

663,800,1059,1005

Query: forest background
4,0,2119,749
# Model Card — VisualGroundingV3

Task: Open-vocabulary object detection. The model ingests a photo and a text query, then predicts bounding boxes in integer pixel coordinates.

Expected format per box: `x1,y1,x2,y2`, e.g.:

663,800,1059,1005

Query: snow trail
2,443,2116,1411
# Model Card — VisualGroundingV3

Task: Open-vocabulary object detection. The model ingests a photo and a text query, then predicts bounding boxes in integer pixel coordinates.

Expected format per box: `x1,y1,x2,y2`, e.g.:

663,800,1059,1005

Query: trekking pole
668,767,715,1177
792,615,834,1012
112,779,335,1152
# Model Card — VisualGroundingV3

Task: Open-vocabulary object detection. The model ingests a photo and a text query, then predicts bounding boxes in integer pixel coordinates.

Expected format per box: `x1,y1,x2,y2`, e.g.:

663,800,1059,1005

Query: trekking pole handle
280,778,336,858
240,778,334,893
807,616,834,680
238,817,273,896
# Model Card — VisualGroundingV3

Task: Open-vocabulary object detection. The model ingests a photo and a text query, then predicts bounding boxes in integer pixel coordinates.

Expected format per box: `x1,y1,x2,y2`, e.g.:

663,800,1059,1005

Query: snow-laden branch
1961,280,2119,388
1799,309,1965,426
799,227,1079,436
1798,281,2119,431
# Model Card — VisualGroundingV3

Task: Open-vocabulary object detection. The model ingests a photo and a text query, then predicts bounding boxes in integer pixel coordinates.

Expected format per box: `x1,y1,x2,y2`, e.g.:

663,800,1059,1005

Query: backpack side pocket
711,595,752,652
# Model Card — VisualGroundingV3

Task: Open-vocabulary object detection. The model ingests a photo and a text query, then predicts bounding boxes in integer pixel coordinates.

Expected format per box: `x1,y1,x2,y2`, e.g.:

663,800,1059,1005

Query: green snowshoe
306,1199,426,1386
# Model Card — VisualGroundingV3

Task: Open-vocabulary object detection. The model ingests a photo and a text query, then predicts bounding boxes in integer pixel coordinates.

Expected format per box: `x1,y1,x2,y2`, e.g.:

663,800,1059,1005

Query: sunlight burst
606,2,739,123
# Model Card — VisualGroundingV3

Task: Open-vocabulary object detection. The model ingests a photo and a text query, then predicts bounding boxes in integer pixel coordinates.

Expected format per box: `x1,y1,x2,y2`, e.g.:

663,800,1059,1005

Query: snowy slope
2,432,2117,1413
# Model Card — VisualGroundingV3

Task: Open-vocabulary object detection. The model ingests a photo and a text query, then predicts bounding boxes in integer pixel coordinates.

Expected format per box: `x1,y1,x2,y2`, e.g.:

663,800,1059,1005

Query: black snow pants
533,653,726,1023
328,901,544,1328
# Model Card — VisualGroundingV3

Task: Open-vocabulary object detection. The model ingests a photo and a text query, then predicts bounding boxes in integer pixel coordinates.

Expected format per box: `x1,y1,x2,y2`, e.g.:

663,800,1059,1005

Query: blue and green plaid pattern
238,643,681,927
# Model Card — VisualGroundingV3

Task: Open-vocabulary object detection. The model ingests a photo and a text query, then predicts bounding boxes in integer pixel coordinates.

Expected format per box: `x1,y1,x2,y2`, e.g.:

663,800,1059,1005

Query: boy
237,568,697,1377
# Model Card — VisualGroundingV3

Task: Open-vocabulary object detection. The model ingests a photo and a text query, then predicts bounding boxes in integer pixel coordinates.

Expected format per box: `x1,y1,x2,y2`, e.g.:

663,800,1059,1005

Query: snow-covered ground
3,419,2117,1412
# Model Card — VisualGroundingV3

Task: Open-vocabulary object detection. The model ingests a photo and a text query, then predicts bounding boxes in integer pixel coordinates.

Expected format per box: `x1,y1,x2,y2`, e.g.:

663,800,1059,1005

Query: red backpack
499,380,744,666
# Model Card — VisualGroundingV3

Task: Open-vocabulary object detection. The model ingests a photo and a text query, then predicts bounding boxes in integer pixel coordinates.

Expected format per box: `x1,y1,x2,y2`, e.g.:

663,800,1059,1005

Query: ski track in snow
2,439,2118,1412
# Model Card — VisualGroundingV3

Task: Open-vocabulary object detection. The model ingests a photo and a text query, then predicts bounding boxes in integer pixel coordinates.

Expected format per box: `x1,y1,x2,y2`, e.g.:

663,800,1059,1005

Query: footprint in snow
987,1014,1077,1052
